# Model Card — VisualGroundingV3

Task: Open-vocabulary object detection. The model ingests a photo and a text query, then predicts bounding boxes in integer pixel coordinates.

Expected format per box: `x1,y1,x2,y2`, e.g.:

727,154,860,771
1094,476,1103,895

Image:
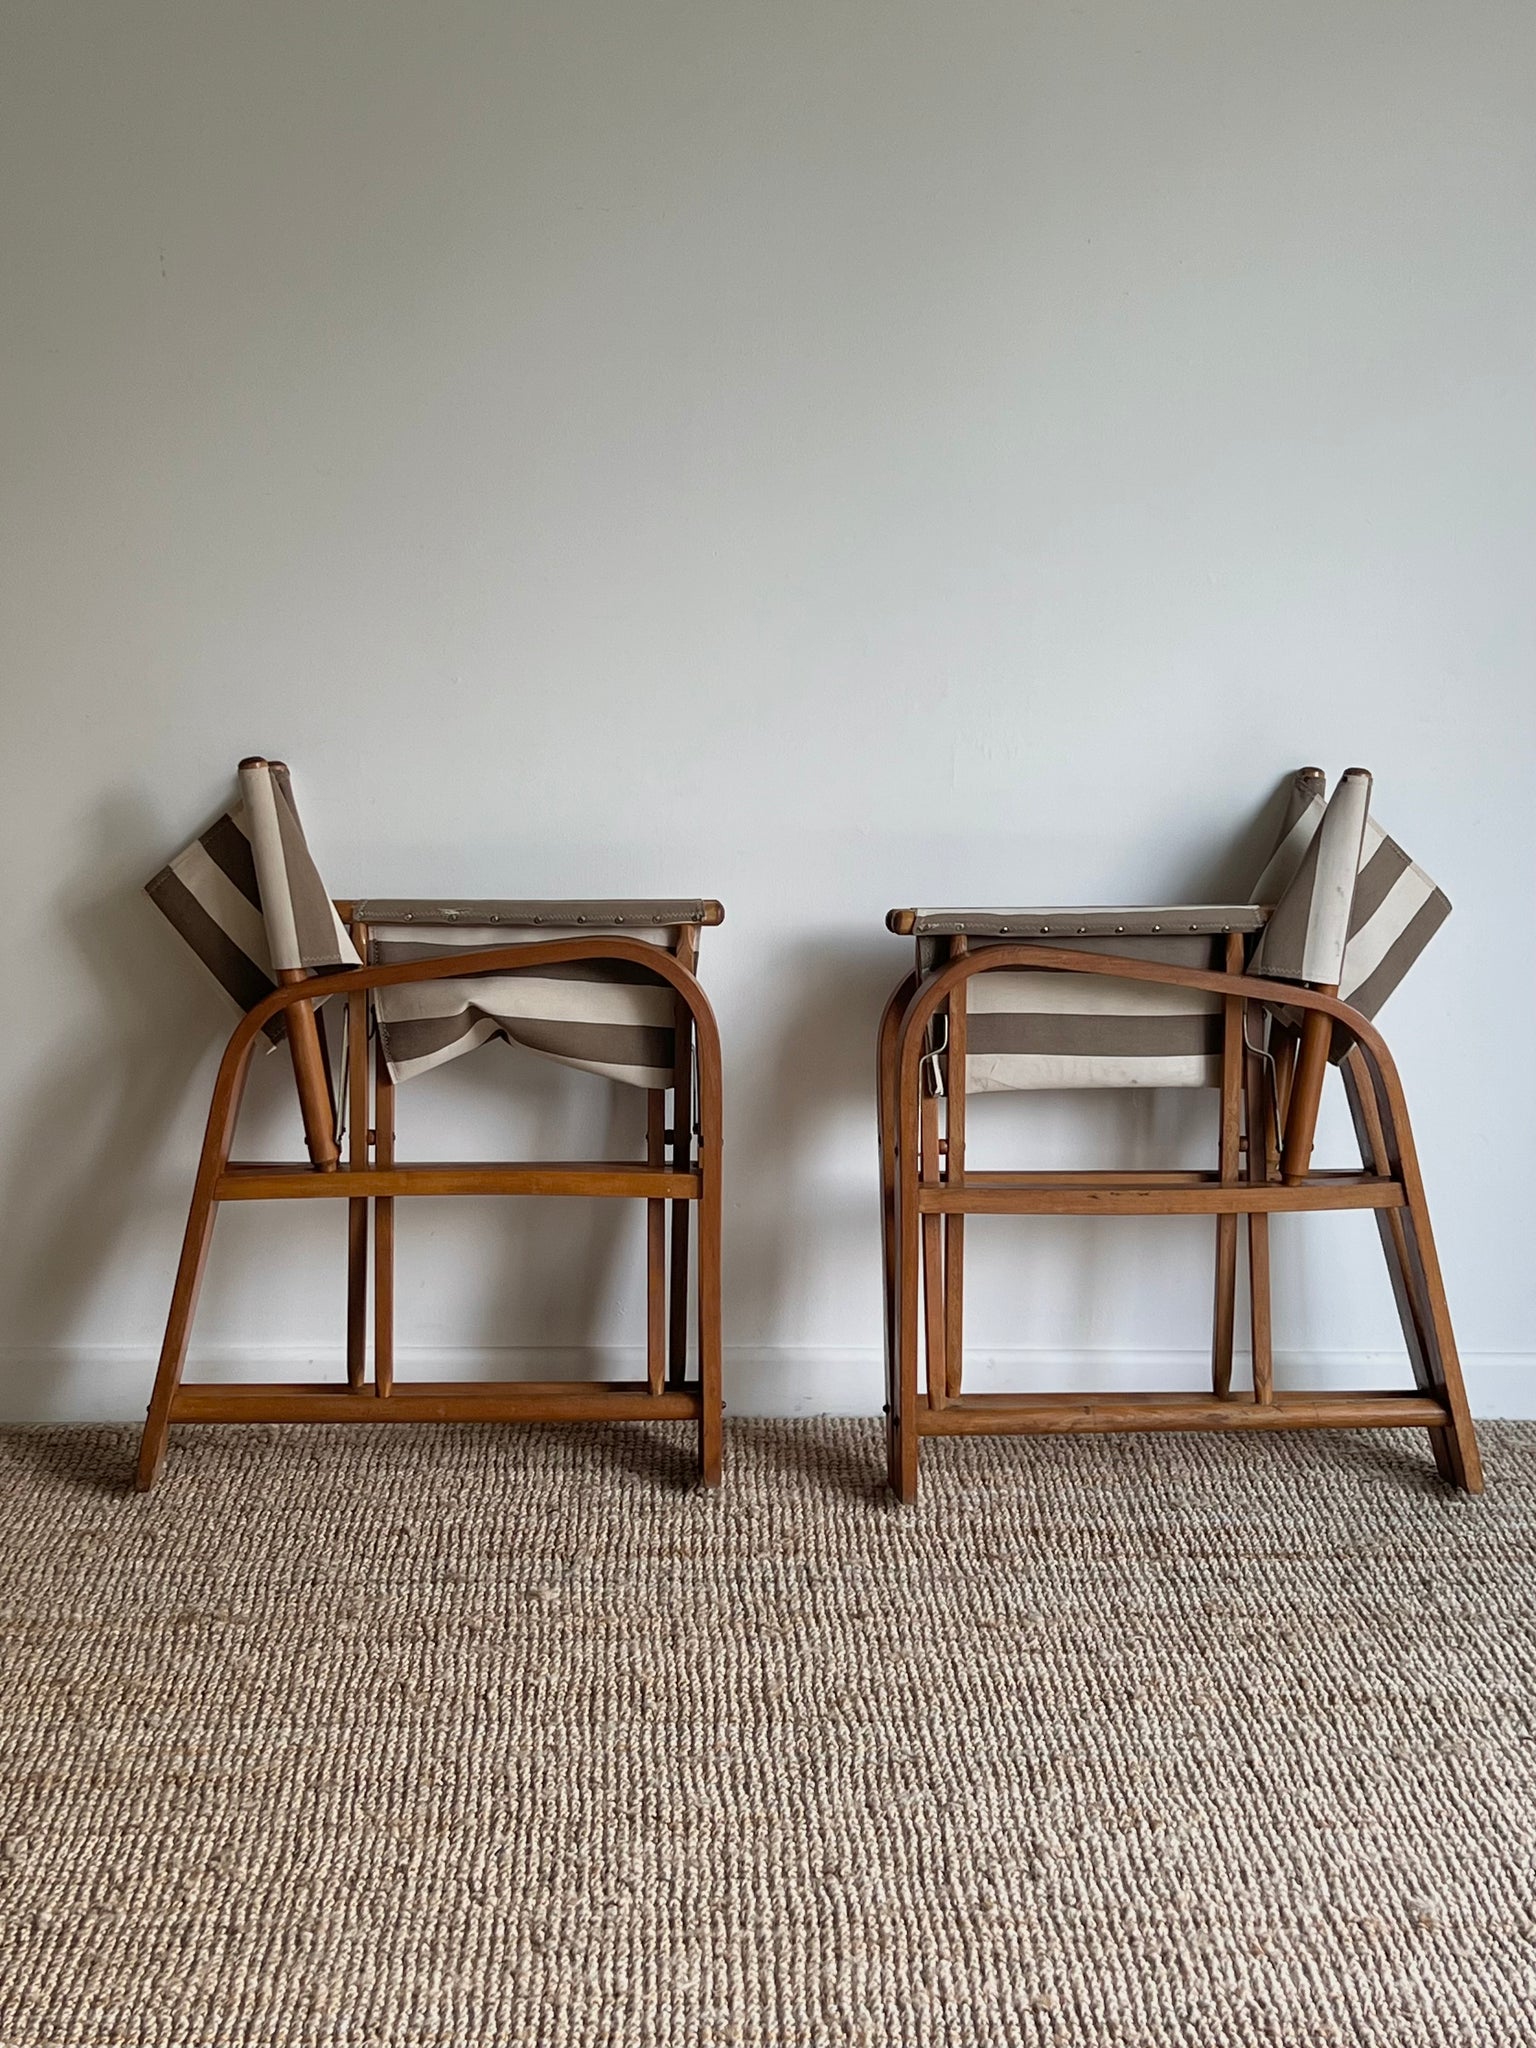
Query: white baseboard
0,1344,1531,1425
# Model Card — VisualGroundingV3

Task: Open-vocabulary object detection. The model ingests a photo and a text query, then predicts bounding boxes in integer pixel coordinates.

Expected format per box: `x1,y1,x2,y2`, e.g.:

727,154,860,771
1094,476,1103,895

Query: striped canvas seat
355,903,709,1089
929,925,1250,1093
147,777,715,1093
889,904,1275,1094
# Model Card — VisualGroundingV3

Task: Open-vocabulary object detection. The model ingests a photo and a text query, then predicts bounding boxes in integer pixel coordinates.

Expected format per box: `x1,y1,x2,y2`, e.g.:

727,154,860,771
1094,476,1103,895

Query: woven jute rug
1,1420,1532,2047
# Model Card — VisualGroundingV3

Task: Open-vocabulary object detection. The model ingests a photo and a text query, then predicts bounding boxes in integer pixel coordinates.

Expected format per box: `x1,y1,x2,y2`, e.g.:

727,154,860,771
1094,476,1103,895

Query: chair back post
1280,996,1337,1185
1258,768,1373,1184
238,757,340,1170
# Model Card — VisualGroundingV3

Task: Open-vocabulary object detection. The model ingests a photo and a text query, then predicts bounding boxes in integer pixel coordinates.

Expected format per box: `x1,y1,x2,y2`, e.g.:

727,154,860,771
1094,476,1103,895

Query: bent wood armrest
247,938,717,1045
202,938,725,1177
897,942,1379,1054
892,942,1400,1170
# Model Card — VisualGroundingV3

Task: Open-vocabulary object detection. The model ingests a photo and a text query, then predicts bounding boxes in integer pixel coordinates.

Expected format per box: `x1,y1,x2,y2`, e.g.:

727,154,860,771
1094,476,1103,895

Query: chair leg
646,1091,667,1399
1212,1218,1238,1397
696,1158,723,1490
135,1179,222,1492
892,1054,923,1505
944,1217,965,1400
668,1016,694,1390
1243,1015,1274,1405
1341,1047,1478,1490
920,1093,946,1409
690,971,723,1491
1212,935,1245,1397
1395,1191,1481,1493
346,975,370,1392
346,1206,369,1390
878,974,916,1493
942,963,967,1400
374,1038,395,1398
1246,1216,1274,1405
136,1033,256,1491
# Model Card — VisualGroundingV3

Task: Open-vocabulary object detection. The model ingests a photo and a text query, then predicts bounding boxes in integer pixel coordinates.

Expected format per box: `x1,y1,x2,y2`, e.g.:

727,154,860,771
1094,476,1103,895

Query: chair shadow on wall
0,797,222,1475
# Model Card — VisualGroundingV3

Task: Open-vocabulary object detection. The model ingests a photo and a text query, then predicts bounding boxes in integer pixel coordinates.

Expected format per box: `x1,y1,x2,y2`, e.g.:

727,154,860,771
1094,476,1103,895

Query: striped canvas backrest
1252,770,1372,988
146,763,358,1042
1251,768,1450,1019
147,800,286,1042
236,759,360,975
1339,809,1452,1017
1252,767,1328,905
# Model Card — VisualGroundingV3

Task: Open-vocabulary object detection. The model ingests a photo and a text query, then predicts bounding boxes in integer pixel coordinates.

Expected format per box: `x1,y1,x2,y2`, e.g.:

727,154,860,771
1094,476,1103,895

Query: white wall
2,0,1533,1423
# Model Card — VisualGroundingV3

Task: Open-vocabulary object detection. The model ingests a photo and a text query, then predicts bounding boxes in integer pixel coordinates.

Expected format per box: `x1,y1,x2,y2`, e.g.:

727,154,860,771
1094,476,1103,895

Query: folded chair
880,767,1481,1503
140,759,724,1489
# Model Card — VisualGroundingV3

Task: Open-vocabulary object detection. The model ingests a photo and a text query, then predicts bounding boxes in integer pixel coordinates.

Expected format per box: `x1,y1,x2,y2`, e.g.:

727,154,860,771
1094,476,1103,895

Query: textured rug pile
1,1419,1532,2046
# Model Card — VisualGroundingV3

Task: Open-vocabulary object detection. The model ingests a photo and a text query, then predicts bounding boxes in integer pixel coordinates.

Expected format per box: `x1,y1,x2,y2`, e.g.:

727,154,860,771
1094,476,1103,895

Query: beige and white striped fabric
145,786,355,1047
941,927,1243,1093
147,769,699,1093
1251,769,1451,1021
357,906,699,1090
899,764,1449,1095
897,770,1329,1092
235,761,360,976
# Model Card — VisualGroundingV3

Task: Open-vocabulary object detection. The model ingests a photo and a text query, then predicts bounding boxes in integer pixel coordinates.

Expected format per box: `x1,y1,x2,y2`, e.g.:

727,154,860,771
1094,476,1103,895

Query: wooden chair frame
878,940,1481,1504
137,925,724,1491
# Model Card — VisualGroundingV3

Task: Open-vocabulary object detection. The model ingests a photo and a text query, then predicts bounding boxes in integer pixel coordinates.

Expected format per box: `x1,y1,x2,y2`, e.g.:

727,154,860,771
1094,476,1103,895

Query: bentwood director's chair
141,759,724,1489
880,767,1481,1503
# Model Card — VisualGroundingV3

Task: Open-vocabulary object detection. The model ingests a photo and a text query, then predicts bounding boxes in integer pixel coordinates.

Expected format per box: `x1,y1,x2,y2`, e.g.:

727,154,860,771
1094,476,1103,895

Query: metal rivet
1115,925,1126,933
615,915,624,923
1152,924,1162,931
1076,926,1087,934
576,914,587,923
